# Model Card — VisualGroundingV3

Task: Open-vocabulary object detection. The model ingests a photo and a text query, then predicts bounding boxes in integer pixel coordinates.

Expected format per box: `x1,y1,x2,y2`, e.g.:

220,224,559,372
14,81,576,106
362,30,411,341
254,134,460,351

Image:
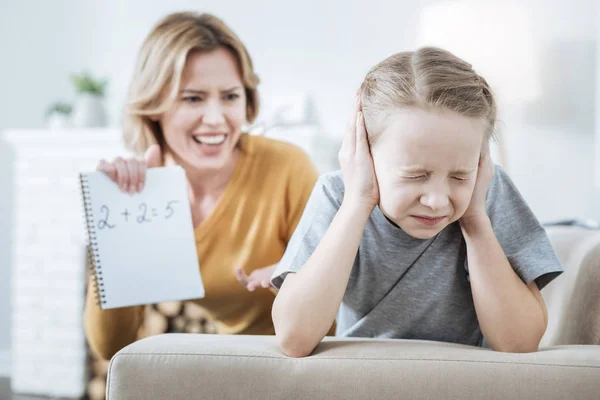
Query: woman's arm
234,142,320,293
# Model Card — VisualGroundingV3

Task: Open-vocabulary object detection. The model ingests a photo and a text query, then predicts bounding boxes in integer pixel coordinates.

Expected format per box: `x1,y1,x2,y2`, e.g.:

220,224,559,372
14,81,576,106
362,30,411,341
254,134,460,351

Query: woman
84,11,319,360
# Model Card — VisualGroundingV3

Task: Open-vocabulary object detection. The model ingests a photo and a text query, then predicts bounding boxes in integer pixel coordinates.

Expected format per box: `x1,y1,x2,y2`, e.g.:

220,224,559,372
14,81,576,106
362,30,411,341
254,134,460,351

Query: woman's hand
235,265,276,292
97,144,162,193
338,94,379,212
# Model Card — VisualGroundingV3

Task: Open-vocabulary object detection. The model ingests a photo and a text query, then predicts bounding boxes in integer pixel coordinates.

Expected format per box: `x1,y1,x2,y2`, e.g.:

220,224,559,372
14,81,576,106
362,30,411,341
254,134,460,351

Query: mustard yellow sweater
84,135,318,359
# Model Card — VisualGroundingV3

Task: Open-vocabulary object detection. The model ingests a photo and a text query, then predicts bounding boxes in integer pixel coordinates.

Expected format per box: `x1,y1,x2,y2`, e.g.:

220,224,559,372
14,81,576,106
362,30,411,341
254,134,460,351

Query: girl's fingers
479,142,491,166
342,94,361,153
357,91,363,111
355,111,369,150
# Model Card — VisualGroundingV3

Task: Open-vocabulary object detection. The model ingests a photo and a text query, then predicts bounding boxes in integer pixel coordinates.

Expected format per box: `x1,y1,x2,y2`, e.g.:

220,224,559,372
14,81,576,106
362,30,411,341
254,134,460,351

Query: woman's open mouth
190,133,229,157
192,134,227,145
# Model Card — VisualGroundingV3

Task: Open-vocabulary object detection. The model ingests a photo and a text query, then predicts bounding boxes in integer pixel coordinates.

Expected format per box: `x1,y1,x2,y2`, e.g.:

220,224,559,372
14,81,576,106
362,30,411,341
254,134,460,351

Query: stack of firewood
86,301,216,400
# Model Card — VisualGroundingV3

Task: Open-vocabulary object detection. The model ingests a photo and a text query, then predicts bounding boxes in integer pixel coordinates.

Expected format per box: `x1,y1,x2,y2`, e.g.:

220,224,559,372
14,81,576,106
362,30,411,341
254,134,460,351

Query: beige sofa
106,226,600,399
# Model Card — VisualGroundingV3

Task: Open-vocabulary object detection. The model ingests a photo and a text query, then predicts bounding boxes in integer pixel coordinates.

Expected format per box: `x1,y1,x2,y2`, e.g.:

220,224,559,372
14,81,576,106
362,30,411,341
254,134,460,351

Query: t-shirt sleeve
271,172,343,289
485,165,564,290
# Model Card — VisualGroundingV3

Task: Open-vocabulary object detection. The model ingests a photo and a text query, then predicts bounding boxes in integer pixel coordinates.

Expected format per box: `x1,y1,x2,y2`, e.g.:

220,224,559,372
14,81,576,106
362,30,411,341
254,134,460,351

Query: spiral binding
79,173,106,308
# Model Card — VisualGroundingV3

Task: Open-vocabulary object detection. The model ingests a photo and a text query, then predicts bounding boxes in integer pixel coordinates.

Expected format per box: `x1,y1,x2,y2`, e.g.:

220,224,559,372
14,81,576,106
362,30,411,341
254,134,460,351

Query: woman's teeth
192,135,226,145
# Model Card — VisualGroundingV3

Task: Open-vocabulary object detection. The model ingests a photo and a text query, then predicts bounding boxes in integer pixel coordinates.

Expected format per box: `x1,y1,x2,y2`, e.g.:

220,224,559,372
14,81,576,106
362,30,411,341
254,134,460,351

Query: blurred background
0,0,599,397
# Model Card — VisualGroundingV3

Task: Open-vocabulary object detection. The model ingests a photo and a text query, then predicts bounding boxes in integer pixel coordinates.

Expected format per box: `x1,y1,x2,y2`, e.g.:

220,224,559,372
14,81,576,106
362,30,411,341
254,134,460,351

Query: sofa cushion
107,334,600,400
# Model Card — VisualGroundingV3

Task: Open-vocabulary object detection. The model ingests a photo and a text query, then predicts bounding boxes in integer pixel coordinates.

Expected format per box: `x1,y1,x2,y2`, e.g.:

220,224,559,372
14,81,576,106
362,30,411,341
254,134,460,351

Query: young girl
271,47,563,357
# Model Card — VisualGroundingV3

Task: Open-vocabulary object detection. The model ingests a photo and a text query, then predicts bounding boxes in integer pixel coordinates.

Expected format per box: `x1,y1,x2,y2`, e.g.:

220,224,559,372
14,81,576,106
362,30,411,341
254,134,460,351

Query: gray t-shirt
271,165,564,346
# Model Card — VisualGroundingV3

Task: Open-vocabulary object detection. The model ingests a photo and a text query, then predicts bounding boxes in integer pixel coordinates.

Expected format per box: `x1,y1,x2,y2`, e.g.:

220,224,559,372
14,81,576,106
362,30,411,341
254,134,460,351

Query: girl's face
370,107,485,239
157,47,247,172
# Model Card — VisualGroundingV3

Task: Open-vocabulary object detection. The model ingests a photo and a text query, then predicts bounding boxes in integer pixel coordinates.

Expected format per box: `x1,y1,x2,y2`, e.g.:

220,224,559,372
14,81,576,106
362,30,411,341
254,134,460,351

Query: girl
271,47,563,357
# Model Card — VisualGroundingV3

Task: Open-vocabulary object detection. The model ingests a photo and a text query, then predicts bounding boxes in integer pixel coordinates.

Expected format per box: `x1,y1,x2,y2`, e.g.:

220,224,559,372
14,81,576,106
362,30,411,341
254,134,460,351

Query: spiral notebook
80,166,205,309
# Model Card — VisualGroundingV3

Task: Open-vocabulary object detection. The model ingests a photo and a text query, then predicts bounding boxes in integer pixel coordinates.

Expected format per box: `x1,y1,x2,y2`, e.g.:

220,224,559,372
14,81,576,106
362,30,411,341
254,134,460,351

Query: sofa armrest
107,334,600,400
542,226,600,346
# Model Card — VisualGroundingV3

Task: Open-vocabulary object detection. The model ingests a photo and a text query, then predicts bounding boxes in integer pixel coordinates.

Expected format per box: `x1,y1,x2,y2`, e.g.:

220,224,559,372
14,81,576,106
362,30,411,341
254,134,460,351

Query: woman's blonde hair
123,12,260,155
360,47,497,145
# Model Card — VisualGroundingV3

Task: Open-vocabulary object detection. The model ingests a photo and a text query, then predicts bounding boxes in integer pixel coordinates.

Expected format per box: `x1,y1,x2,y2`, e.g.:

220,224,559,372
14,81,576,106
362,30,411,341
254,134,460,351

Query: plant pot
72,93,107,128
47,113,72,129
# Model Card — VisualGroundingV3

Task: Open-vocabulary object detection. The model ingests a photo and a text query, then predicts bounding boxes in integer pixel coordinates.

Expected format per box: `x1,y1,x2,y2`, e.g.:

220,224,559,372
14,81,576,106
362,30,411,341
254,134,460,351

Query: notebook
79,166,205,309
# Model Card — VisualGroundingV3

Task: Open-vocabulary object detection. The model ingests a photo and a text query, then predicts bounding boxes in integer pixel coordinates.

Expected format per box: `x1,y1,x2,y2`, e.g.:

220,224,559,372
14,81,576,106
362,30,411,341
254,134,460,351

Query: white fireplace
1,129,126,397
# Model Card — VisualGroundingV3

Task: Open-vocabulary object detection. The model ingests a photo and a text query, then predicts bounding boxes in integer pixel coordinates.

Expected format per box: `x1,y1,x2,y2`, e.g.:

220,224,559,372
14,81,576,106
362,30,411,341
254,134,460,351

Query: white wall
0,0,598,364
508,0,599,223
596,10,600,192
0,141,13,369
0,0,427,131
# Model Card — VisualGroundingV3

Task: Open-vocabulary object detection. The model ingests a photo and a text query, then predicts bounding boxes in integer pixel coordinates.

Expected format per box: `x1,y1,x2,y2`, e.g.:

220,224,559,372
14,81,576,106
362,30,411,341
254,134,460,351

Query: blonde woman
84,12,320,360
272,47,563,357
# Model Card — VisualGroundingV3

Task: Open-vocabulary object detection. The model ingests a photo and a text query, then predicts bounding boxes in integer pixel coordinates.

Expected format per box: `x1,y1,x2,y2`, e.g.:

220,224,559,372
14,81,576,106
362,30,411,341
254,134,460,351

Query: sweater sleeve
284,150,319,243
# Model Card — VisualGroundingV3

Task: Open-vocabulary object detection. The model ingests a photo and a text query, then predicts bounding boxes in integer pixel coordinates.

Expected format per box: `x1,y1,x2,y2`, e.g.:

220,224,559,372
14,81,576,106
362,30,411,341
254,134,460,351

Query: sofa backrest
541,226,600,346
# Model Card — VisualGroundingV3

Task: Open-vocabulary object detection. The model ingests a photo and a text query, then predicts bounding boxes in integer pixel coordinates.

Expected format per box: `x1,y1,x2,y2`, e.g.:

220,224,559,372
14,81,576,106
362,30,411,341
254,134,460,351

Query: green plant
70,72,108,96
46,101,72,117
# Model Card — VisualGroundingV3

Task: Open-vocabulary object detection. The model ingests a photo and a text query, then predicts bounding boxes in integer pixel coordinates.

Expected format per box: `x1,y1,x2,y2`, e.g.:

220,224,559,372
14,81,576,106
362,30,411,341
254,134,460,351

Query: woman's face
158,47,247,172
370,107,485,239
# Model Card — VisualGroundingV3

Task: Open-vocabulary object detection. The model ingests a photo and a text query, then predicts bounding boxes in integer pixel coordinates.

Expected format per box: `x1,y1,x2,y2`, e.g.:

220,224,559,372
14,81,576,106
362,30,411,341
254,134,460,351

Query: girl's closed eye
403,175,427,180
400,174,472,181
451,176,469,181
450,173,475,182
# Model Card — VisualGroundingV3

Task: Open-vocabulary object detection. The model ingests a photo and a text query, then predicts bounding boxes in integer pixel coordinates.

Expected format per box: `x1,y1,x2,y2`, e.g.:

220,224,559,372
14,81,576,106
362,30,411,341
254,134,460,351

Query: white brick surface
3,129,127,397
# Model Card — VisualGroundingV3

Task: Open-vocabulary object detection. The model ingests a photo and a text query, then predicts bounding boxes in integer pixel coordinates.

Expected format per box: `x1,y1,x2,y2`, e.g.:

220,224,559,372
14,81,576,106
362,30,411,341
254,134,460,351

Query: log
184,320,203,334
91,358,110,377
183,302,209,321
145,308,169,336
204,320,217,334
172,315,187,332
155,301,182,317
87,376,106,400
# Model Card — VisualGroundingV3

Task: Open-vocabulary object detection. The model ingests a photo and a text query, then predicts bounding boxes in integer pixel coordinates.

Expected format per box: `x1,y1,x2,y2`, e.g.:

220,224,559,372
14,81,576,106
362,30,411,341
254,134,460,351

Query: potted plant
46,101,72,129
70,72,108,128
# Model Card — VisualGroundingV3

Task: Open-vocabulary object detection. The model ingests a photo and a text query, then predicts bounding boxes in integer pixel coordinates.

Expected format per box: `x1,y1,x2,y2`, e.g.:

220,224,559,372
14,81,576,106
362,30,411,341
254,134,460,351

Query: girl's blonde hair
123,12,260,155
360,47,497,145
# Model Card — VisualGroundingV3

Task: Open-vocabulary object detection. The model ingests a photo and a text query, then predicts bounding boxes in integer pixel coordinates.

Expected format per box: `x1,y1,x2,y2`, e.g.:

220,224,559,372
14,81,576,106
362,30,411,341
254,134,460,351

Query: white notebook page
82,166,204,309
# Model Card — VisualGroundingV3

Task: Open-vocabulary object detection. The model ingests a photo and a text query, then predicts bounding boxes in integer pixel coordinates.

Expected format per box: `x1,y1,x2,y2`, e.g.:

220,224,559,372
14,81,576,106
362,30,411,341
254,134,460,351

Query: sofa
106,225,600,399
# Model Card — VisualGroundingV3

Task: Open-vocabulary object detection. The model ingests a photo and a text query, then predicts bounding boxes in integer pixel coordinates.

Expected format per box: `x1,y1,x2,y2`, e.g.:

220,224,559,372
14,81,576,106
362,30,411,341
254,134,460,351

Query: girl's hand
460,143,495,225
338,94,379,212
97,144,162,193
